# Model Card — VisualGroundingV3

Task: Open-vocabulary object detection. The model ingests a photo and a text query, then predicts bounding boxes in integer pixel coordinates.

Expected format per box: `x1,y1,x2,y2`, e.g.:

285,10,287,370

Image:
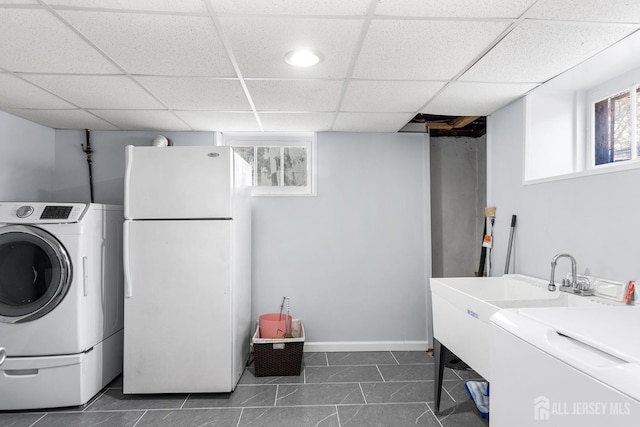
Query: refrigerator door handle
124,145,133,219
123,221,132,298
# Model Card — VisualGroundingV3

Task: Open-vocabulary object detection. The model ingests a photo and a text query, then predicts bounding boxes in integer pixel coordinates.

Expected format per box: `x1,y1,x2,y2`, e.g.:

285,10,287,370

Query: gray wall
430,135,486,277
252,132,430,345
53,130,214,205
50,127,431,349
487,98,640,282
0,111,55,201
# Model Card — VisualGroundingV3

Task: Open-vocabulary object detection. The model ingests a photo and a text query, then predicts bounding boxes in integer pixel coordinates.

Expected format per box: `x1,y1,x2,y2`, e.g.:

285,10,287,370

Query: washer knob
16,205,34,218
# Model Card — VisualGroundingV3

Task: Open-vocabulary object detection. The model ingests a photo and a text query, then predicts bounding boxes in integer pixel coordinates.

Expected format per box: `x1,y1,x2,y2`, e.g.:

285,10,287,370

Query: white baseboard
303,341,429,353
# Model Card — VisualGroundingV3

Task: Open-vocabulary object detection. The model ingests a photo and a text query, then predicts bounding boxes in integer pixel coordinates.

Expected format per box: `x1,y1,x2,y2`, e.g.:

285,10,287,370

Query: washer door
0,225,72,323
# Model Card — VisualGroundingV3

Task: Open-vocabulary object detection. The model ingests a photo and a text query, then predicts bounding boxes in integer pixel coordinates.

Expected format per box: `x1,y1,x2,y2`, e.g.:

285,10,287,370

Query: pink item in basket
259,313,292,338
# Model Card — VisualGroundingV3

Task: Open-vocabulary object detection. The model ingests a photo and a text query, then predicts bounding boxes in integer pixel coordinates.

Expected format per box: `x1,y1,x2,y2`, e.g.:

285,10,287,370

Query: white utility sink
430,274,625,381
491,291,623,309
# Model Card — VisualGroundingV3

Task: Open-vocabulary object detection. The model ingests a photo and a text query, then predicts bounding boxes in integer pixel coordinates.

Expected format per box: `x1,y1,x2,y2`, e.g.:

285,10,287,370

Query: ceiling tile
1,1,637,133
353,19,510,80
332,112,415,132
461,20,639,83
174,110,261,131
59,11,235,76
46,0,208,13
218,16,363,78
209,0,371,16
23,75,164,109
422,82,538,116
90,110,191,131
341,80,445,112
136,76,250,110
526,0,640,23
246,80,343,111
375,0,536,18
4,108,119,130
0,74,74,108
259,112,334,131
0,8,120,74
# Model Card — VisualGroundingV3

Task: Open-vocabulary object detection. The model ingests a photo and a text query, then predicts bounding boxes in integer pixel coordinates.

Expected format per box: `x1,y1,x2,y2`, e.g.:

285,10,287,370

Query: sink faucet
548,253,576,292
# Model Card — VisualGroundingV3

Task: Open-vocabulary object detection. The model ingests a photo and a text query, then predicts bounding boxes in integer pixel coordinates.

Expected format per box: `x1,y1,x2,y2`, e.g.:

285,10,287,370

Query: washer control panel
0,202,88,223
15,205,34,218
40,205,74,220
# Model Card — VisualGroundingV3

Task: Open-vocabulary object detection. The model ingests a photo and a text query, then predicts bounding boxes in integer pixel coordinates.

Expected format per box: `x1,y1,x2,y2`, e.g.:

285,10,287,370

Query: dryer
0,202,124,410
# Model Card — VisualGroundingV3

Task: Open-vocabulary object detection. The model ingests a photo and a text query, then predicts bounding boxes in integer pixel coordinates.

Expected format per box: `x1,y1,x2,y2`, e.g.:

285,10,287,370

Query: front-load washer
0,202,124,410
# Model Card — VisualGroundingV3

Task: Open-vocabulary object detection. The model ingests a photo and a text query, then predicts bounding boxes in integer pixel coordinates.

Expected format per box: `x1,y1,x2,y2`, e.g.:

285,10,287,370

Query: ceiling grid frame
0,0,637,131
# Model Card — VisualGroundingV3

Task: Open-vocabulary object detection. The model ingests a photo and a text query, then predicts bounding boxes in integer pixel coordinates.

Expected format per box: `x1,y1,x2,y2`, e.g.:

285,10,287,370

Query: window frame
523,66,640,185
220,132,317,196
586,74,640,171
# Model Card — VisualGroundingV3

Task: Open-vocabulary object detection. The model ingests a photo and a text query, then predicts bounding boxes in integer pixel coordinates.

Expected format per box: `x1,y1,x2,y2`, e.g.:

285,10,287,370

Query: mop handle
504,215,517,274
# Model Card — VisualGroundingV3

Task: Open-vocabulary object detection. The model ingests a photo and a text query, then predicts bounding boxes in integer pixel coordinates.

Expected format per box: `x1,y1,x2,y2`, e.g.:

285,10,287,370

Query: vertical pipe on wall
81,129,95,203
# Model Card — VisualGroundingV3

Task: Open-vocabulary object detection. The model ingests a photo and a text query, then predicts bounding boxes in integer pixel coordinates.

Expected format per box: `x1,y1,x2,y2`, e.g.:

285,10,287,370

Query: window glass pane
594,98,612,165
594,90,631,165
284,147,307,187
256,147,281,186
231,146,255,183
613,90,631,161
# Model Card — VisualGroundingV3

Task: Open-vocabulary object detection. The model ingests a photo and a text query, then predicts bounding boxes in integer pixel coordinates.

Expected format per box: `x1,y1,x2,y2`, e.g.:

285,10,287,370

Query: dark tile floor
0,351,489,427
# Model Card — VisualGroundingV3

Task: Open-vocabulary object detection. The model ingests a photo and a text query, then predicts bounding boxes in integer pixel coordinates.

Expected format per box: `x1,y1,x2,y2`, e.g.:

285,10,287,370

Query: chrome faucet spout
548,253,577,292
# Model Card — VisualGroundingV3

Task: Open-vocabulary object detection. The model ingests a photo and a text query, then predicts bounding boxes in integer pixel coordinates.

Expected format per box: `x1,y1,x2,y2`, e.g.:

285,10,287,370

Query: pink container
259,313,292,338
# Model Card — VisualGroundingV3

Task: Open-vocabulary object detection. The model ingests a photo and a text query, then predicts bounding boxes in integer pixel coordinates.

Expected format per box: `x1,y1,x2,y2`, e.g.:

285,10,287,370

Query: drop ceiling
0,0,639,133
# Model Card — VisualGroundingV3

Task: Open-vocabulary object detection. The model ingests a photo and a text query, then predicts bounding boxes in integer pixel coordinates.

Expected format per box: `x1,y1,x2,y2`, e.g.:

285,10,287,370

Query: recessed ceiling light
284,49,323,67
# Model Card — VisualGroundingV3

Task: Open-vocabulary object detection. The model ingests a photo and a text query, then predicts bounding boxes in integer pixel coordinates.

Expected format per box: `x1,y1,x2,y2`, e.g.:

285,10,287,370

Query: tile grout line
180,394,190,409
357,382,367,404
235,407,244,427
81,387,108,412
131,409,147,427
430,403,446,427
27,413,46,427
74,401,461,410
443,386,457,402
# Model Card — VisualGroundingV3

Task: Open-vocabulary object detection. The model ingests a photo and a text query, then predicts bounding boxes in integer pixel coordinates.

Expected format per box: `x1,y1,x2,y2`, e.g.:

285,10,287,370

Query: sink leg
433,338,445,415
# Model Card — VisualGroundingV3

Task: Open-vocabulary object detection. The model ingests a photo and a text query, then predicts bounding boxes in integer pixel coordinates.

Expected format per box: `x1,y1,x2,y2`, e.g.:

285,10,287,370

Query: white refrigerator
123,145,252,394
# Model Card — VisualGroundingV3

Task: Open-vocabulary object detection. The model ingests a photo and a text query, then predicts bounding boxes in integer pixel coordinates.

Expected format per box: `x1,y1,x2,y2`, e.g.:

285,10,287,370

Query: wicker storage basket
251,323,304,377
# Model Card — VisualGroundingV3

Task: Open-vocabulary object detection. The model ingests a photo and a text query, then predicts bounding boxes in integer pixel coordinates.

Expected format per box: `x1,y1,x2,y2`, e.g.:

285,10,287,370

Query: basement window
221,132,316,196
525,69,640,182
592,86,640,166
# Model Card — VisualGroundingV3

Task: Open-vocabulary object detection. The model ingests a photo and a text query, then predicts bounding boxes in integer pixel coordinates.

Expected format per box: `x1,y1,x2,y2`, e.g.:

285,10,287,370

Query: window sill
251,192,317,197
523,158,640,186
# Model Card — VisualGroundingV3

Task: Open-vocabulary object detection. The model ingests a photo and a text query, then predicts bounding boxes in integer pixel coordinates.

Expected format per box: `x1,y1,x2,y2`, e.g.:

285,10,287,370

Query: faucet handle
576,277,590,291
